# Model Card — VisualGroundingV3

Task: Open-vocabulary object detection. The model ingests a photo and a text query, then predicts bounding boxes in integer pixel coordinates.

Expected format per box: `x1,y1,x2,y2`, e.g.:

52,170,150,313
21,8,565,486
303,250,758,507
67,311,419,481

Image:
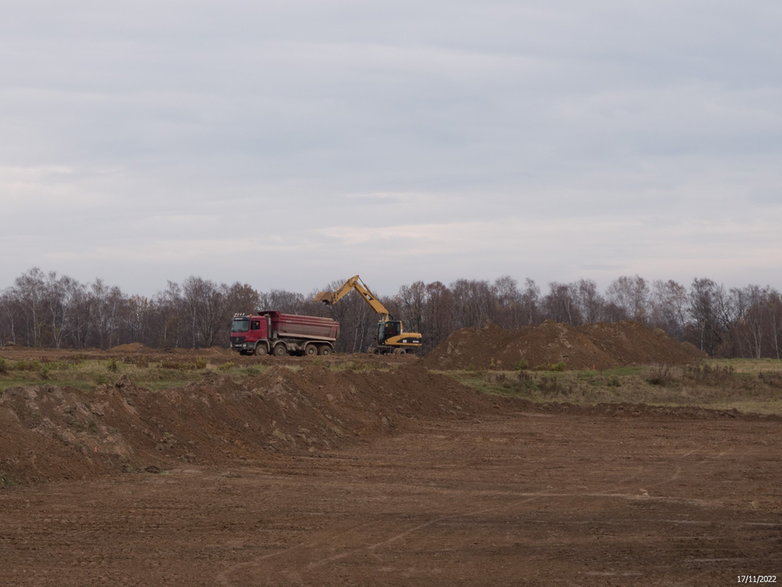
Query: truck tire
304,344,318,356
318,345,332,356
272,344,288,356
254,344,268,356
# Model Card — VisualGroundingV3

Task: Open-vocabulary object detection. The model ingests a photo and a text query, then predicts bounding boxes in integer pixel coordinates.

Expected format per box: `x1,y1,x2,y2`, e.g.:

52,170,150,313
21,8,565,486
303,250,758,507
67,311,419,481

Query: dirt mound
0,365,488,486
423,321,706,370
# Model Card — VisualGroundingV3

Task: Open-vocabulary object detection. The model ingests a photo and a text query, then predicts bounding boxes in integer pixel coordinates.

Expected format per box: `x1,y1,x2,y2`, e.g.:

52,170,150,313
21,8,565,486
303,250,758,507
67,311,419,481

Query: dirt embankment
0,365,488,486
423,321,706,370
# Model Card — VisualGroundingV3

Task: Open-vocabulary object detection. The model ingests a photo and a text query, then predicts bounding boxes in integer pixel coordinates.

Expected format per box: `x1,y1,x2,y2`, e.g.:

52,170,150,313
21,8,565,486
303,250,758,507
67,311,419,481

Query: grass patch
705,357,782,374
0,356,281,392
443,359,782,416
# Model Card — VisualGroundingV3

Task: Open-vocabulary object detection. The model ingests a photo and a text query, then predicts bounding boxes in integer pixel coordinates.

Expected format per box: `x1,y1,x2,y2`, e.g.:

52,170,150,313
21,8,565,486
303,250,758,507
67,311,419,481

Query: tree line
1,268,781,358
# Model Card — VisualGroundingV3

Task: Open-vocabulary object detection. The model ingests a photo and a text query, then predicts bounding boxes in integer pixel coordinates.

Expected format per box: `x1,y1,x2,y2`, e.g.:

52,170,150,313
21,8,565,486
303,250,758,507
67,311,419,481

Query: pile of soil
422,321,706,370
0,365,488,486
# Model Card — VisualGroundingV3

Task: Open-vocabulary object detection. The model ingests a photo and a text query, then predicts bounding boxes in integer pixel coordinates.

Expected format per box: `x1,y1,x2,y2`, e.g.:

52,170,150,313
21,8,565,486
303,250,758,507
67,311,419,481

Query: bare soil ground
1,346,780,585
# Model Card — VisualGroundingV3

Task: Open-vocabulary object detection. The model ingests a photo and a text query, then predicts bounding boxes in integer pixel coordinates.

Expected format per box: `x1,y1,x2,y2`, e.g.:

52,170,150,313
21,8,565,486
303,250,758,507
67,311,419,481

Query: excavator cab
378,320,402,345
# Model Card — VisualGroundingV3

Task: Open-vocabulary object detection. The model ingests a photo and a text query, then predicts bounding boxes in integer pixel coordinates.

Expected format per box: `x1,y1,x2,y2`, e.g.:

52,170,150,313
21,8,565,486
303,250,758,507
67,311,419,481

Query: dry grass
446,359,782,416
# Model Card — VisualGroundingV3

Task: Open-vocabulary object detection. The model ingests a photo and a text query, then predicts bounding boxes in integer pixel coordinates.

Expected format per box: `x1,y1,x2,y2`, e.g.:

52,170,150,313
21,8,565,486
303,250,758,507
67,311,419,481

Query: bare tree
543,282,582,325
4,266,782,359
154,281,184,348
89,279,126,349
686,278,723,355
396,281,426,333
451,279,493,328
492,276,524,328
12,267,47,346
606,275,649,323
648,279,688,339
520,278,542,326
259,289,307,313
573,279,605,324
181,277,225,348
421,281,455,350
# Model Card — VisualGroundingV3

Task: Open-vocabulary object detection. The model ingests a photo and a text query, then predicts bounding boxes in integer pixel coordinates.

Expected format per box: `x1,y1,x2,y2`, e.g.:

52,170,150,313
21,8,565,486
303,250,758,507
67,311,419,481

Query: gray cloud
1,1,781,295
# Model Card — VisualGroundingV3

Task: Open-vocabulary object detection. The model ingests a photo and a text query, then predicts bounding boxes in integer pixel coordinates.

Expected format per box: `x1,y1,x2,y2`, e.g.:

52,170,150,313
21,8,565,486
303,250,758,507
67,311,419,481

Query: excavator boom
314,275,391,321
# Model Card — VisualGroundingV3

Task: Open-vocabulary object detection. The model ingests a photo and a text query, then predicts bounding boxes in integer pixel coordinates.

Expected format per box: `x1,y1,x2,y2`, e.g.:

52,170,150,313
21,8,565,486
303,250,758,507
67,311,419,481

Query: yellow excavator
314,275,423,354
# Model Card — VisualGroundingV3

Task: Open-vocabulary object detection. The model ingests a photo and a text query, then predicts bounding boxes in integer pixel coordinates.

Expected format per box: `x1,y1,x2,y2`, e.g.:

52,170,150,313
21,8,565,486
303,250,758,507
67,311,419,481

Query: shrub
758,371,782,388
13,360,39,371
684,363,735,385
538,375,567,394
534,361,566,372
646,364,675,386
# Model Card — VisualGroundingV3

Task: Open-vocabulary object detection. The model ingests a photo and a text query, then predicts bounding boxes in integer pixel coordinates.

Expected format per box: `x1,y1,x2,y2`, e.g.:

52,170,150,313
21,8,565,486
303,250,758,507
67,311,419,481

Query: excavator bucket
313,291,335,304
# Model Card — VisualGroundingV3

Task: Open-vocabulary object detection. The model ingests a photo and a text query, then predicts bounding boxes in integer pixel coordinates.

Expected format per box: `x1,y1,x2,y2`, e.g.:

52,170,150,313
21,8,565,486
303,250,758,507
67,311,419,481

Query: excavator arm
314,275,391,321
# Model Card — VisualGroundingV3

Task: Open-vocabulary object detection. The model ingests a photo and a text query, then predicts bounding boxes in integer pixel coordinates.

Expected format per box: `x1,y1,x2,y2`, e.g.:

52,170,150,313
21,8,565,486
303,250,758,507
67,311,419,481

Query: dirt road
2,407,779,586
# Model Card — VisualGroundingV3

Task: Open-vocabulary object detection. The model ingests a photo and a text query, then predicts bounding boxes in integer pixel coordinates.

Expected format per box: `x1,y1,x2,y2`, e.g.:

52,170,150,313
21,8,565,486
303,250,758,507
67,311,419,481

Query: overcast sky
2,1,781,297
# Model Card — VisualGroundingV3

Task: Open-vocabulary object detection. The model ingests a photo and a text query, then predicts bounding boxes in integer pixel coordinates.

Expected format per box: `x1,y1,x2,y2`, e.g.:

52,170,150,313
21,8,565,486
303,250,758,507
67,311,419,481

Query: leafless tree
3,267,782,358
451,279,493,328
519,278,542,326
421,281,455,350
573,279,605,324
686,278,724,355
606,275,649,323
648,280,688,339
492,276,524,328
396,281,427,333
543,282,582,325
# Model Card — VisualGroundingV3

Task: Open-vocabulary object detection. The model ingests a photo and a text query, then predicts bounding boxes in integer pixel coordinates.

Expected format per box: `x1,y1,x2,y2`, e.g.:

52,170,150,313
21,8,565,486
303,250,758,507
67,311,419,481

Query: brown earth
1,350,780,585
422,320,707,370
0,363,482,486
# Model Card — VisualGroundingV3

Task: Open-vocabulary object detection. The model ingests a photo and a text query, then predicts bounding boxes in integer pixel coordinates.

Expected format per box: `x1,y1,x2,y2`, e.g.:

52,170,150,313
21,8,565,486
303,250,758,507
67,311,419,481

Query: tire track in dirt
3,395,780,585
216,497,546,585
213,450,740,586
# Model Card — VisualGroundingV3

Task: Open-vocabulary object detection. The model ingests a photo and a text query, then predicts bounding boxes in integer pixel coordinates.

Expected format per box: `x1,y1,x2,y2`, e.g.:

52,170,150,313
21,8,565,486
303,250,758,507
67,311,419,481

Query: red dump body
230,311,339,356
266,311,340,340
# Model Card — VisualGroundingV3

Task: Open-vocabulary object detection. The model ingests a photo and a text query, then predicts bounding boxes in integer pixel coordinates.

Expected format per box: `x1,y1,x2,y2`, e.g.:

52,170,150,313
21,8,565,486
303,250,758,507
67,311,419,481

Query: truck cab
230,314,270,354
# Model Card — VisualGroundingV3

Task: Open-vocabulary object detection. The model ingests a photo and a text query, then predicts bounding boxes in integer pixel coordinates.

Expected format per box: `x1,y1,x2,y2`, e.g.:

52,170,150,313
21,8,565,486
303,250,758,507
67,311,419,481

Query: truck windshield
231,317,250,332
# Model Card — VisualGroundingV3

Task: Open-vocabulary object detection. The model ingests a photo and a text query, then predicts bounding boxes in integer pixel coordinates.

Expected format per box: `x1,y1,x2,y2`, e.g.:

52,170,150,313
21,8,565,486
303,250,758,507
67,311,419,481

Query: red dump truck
230,311,339,356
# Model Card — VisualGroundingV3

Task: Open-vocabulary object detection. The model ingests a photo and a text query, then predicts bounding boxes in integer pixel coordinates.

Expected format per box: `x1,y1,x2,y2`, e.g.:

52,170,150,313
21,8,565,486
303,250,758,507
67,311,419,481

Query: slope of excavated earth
423,320,706,370
2,349,780,585
0,365,489,486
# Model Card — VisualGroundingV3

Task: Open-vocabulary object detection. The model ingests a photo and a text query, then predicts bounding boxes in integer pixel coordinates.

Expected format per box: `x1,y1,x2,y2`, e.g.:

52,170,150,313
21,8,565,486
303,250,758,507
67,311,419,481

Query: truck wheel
254,344,268,356
272,344,287,356
304,345,318,356
318,346,332,356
